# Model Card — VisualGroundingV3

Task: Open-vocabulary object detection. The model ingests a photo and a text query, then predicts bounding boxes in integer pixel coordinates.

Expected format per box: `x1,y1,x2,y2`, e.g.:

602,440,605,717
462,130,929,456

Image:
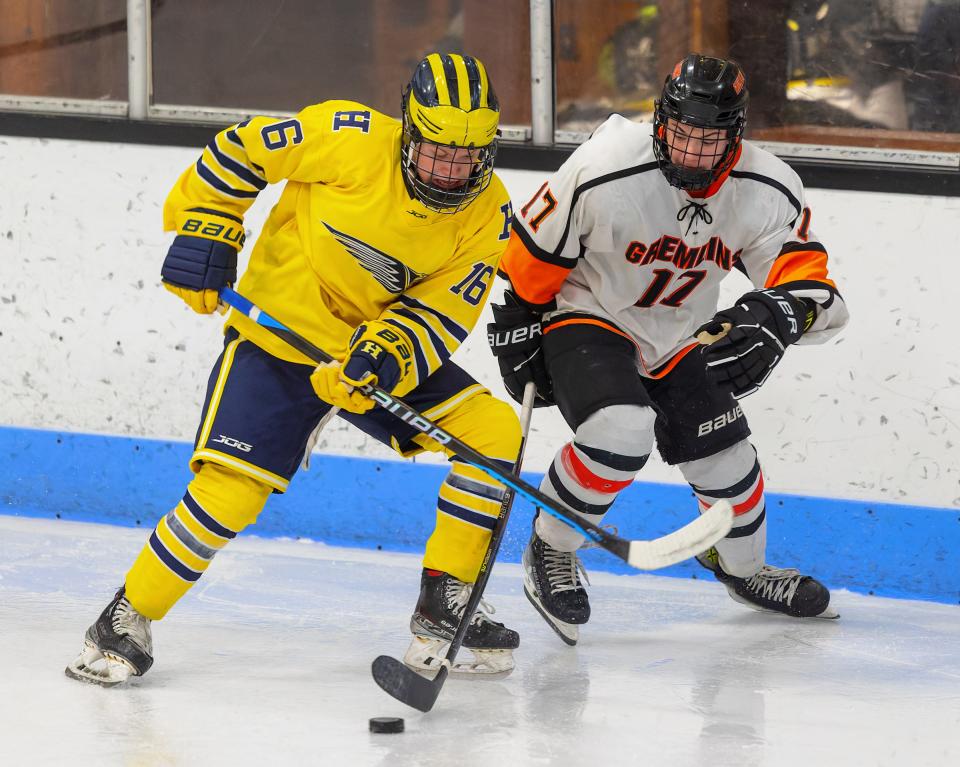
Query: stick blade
371,655,444,713
627,500,734,570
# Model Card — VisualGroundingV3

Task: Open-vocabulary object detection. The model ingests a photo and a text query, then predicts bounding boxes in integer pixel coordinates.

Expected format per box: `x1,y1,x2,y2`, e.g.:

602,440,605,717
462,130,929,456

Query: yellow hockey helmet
401,53,500,213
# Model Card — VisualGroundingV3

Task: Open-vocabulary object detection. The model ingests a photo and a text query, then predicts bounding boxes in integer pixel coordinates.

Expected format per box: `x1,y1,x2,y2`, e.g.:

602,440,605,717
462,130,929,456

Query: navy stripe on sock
725,507,766,539
693,459,761,499
437,498,497,530
547,463,614,515
574,442,649,472
181,492,236,539
149,531,202,582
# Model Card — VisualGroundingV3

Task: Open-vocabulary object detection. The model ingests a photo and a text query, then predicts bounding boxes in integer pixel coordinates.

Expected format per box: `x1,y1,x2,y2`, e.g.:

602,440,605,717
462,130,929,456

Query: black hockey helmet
653,54,748,191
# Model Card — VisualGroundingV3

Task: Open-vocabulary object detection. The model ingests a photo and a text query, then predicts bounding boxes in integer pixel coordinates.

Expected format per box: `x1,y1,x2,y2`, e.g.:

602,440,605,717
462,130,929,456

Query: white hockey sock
680,441,767,578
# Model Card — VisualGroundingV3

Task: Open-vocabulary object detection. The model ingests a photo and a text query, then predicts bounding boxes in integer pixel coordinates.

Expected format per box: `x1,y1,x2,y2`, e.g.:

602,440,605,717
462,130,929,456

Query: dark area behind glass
1,0,956,151
0,0,127,100
151,0,530,124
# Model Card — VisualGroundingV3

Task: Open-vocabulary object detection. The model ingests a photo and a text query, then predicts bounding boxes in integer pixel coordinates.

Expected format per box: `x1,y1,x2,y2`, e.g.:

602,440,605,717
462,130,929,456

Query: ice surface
1,515,958,767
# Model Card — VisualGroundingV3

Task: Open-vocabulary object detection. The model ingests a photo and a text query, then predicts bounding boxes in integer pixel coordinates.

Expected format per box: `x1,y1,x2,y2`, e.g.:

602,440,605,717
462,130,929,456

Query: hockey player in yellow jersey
66,53,523,686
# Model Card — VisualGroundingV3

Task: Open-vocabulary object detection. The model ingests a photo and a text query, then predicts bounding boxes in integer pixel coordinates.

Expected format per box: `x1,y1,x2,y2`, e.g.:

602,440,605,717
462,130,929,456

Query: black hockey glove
697,287,814,398
487,291,554,407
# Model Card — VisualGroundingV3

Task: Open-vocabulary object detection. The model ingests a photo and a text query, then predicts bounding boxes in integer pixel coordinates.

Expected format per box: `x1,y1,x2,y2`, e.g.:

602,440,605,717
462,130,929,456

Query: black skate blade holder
371,381,537,712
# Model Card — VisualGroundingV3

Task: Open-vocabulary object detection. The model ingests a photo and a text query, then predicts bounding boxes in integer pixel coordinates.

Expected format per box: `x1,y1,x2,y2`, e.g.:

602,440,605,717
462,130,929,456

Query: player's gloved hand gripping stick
218,287,734,571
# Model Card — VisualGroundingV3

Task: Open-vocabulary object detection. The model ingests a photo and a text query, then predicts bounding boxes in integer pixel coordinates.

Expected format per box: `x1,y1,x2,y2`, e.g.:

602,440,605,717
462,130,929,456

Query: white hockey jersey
502,114,849,375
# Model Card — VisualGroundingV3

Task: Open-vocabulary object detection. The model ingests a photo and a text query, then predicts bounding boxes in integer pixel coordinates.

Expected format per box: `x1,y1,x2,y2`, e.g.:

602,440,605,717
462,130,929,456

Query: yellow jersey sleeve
377,178,512,388
162,101,387,234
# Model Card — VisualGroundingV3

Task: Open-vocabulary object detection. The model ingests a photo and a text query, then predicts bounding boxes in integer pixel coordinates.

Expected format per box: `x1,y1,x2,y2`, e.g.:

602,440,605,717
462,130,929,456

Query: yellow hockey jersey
163,100,513,386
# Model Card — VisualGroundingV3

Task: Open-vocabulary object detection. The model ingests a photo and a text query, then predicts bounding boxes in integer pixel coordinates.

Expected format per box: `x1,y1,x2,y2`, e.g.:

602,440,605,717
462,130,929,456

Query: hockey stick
218,288,733,569
370,381,536,712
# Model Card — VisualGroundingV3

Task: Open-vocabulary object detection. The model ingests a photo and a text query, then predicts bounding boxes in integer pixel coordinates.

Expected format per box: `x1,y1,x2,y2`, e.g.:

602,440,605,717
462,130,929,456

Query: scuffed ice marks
3,516,960,766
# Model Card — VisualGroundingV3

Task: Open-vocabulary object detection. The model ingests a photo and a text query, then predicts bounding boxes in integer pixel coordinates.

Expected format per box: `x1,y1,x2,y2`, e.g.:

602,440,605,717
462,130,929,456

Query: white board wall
1,135,956,509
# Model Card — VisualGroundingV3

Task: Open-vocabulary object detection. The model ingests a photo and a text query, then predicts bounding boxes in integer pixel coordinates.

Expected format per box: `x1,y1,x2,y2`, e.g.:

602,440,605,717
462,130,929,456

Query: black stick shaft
438,381,535,676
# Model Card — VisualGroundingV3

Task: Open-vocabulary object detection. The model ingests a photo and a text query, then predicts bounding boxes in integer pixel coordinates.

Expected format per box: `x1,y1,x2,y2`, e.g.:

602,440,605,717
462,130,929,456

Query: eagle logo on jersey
323,222,424,293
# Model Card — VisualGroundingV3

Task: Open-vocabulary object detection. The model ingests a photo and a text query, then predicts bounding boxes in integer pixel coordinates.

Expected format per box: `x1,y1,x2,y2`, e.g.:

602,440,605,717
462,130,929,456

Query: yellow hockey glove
339,322,416,397
163,283,221,314
161,209,244,315
309,362,375,414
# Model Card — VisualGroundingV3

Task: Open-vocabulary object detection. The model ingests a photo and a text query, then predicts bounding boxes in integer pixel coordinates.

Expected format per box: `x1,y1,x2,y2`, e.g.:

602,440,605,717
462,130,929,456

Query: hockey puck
369,717,404,734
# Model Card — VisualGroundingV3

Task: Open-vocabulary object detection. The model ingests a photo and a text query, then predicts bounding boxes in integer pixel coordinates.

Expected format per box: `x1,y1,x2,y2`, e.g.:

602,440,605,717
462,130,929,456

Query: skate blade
64,643,135,687
523,586,579,646
447,652,515,680
403,636,515,679
728,591,841,620
814,605,840,620
401,660,515,681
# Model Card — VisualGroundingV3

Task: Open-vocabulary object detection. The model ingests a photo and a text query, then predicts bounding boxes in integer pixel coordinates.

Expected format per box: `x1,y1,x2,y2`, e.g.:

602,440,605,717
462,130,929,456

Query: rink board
1,425,957,604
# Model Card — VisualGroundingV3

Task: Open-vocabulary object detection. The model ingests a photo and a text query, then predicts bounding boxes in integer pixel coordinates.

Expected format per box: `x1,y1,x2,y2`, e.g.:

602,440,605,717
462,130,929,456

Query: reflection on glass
555,1,666,134
151,0,530,124
3,0,955,151
0,0,127,100
555,0,960,149
908,0,960,133
782,1,920,131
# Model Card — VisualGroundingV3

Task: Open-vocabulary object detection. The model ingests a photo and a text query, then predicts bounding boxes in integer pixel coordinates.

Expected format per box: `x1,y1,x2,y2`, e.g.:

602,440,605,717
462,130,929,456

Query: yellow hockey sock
419,393,521,582
124,462,271,620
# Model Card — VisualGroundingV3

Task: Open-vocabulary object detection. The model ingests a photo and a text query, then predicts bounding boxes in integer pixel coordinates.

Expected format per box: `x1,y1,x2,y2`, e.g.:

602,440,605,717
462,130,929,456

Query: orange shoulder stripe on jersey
765,248,836,289
500,229,572,307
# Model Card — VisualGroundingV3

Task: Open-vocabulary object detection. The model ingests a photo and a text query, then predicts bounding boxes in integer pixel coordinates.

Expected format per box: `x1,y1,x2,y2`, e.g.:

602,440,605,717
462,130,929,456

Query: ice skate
697,548,839,619
65,587,154,687
404,569,519,679
522,530,591,646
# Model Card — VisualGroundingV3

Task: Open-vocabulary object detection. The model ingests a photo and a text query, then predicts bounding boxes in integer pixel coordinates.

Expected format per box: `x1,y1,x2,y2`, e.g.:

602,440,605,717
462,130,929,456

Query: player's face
665,119,728,170
414,142,480,190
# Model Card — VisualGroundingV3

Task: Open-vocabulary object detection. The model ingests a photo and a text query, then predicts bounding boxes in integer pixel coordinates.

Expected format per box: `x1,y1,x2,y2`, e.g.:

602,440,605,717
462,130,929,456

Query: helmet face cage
400,107,498,213
400,53,500,213
652,54,748,191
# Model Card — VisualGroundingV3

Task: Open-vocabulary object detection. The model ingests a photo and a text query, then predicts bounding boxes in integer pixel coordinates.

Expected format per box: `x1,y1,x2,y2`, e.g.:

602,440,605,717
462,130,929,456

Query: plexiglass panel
2,0,956,154
555,0,960,150
151,0,531,124
0,0,127,100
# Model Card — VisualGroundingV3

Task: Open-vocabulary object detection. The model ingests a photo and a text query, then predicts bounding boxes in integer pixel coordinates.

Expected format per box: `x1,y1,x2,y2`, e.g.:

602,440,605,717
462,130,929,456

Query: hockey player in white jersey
488,54,849,644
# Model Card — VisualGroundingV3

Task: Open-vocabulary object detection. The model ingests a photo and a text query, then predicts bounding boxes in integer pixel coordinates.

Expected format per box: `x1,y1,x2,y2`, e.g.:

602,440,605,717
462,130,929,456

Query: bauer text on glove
160,210,244,314
339,322,416,396
696,287,815,398
487,290,554,407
